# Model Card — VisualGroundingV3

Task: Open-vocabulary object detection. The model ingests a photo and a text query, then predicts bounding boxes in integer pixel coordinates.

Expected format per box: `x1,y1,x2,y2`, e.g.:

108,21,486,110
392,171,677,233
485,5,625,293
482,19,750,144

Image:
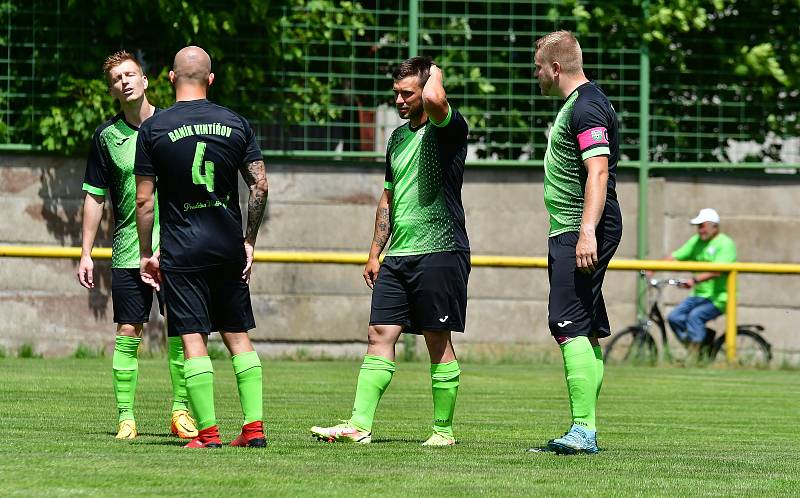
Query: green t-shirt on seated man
672,233,737,311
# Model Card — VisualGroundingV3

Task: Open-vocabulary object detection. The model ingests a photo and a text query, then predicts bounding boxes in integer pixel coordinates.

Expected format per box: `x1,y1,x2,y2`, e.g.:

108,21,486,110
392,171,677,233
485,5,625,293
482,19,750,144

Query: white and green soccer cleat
422,432,456,446
310,422,371,444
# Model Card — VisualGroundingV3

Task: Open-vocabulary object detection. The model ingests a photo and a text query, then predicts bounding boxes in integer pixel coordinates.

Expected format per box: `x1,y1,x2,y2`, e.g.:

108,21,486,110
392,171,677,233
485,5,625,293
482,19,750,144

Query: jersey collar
408,118,429,132
564,81,593,101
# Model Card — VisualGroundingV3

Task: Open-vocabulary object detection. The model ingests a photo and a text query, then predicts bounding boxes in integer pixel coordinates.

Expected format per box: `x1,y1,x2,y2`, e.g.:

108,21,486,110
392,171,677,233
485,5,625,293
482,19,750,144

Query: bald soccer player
532,31,622,455
134,46,270,449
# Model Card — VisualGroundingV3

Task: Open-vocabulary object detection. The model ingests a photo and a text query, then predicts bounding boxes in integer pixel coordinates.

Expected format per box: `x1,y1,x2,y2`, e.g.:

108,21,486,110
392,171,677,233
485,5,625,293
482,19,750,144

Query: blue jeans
667,296,722,344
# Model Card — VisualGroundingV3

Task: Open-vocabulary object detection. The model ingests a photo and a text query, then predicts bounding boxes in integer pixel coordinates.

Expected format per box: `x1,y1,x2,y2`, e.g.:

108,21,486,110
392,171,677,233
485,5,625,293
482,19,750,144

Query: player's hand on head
363,257,380,290
77,255,94,289
139,255,161,291
242,241,254,284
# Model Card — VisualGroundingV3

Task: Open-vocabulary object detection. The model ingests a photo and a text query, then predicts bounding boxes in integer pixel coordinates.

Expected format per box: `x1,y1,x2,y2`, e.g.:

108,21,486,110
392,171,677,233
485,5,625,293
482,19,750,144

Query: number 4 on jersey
192,142,215,192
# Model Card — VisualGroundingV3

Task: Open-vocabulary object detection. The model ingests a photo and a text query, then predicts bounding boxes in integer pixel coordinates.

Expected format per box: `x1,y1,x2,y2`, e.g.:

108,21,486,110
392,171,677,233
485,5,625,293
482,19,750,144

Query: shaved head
172,46,212,85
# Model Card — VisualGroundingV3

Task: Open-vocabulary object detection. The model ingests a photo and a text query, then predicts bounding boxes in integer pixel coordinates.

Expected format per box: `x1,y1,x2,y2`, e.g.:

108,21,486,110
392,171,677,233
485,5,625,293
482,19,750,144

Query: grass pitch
1,357,798,497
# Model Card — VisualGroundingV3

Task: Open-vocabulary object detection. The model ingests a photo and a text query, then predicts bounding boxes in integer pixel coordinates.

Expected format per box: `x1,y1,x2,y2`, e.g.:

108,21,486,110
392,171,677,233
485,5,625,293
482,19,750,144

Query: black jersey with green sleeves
543,81,621,240
133,99,263,271
83,111,161,269
383,106,470,256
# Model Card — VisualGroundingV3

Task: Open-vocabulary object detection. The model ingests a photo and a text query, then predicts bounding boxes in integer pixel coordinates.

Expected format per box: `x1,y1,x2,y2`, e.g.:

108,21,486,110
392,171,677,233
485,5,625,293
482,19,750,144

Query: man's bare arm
422,65,449,124
238,159,268,283
370,189,392,258
77,193,105,288
135,175,156,258
364,189,392,289
239,159,269,245
577,155,609,272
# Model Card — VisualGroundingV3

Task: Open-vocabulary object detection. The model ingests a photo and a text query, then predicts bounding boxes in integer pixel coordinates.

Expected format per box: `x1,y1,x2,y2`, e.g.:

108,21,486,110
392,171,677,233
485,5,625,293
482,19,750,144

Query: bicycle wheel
711,329,772,368
604,326,658,365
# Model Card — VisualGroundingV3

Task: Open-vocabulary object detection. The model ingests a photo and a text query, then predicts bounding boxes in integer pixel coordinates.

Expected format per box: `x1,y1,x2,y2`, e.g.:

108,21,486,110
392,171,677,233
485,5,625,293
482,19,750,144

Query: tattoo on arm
239,160,269,243
373,206,391,250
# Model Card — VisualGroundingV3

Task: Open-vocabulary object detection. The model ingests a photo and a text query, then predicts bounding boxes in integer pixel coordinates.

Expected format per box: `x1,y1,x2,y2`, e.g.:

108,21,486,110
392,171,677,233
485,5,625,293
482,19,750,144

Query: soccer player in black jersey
134,46,269,449
532,31,622,455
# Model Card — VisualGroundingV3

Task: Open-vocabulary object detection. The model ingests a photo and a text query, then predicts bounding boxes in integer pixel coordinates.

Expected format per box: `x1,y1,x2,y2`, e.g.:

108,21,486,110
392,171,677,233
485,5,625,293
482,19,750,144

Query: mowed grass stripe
0,359,798,497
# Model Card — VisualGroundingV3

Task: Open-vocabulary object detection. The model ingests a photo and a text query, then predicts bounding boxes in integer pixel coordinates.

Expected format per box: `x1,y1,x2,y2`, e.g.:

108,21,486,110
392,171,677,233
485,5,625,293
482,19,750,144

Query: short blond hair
535,30,583,74
102,51,143,85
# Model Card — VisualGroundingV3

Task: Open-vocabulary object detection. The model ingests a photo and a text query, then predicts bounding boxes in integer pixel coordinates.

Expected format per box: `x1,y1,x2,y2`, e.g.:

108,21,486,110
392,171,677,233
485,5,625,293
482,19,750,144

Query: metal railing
3,244,798,363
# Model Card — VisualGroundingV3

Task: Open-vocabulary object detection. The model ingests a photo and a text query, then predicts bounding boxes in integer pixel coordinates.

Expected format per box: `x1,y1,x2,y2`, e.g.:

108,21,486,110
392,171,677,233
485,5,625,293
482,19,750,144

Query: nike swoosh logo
116,136,132,146
438,315,449,323
557,320,573,328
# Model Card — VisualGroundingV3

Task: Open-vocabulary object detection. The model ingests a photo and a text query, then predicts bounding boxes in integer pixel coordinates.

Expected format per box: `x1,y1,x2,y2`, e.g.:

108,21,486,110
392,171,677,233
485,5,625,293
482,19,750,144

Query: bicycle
604,272,772,367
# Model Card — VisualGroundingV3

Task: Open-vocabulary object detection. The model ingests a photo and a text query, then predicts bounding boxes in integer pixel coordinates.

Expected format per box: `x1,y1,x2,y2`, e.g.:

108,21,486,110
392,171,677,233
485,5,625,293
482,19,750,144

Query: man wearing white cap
662,208,737,358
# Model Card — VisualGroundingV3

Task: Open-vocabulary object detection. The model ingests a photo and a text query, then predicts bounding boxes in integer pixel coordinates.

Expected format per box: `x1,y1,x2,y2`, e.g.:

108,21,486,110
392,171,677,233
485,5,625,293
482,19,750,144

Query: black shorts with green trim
369,251,470,334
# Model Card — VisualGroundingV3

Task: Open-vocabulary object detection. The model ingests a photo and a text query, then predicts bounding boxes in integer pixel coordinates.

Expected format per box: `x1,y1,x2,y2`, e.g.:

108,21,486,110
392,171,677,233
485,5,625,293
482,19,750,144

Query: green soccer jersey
543,82,621,239
83,112,159,268
383,106,470,256
672,233,737,311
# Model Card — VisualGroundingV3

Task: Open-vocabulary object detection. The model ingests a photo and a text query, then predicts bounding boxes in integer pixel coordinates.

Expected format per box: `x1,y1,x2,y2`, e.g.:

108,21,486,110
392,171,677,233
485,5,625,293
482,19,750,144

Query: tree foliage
2,0,798,162
4,0,373,155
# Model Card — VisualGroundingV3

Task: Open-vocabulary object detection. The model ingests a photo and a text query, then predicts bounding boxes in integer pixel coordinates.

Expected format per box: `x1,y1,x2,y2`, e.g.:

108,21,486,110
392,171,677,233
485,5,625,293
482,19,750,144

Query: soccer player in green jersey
658,208,737,359
311,56,470,446
533,31,622,454
77,51,197,440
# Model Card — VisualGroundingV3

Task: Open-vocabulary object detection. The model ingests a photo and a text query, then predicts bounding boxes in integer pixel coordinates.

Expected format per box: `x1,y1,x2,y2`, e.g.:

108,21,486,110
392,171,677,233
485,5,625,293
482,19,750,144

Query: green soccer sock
112,335,141,423
430,360,461,438
167,337,190,413
184,356,216,430
593,345,604,401
232,350,263,425
560,336,597,431
349,355,396,432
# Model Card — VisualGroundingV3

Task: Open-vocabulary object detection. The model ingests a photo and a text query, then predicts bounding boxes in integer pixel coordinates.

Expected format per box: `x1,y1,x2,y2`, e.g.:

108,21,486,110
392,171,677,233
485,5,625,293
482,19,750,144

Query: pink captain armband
576,127,609,152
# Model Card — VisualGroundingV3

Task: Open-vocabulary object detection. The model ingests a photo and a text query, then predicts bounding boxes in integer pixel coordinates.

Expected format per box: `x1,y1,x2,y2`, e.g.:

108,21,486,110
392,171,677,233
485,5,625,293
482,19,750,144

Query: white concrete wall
1,154,798,359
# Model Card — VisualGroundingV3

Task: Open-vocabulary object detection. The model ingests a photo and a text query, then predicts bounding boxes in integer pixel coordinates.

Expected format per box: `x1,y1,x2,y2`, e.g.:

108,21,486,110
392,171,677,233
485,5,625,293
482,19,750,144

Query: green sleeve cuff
384,181,394,190
581,147,610,161
430,104,452,128
82,183,107,196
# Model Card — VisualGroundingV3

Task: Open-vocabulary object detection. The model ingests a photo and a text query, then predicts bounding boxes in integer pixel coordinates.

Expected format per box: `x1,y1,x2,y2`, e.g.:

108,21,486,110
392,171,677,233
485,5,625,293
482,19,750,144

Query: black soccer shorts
369,251,470,334
547,231,620,339
111,268,163,324
161,263,256,337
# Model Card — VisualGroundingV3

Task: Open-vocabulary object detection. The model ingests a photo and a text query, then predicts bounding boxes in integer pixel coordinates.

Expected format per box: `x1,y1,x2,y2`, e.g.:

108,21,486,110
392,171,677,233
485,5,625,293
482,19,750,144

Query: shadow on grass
525,446,552,454
93,430,186,444
136,440,189,447
365,438,422,444
307,437,421,445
